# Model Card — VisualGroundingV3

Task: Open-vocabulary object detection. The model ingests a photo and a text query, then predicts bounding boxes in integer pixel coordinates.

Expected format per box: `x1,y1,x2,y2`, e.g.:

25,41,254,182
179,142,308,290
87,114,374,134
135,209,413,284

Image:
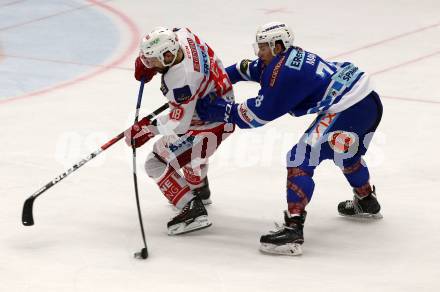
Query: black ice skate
259,211,306,256
193,177,212,205
167,197,212,235
338,186,382,219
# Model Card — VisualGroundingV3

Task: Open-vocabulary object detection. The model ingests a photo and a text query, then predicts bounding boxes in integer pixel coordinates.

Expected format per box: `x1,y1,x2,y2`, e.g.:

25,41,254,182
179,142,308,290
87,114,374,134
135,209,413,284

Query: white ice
1,0,439,291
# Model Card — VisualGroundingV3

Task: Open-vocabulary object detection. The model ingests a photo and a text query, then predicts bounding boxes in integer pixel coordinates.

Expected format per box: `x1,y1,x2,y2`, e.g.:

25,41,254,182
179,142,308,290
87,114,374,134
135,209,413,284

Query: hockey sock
286,167,315,214
342,159,371,197
183,164,208,190
353,183,373,197
145,153,193,209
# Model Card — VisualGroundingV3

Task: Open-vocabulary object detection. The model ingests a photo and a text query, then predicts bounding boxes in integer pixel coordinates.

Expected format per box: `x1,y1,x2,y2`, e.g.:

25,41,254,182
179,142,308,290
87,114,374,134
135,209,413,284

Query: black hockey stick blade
22,197,36,226
134,247,148,259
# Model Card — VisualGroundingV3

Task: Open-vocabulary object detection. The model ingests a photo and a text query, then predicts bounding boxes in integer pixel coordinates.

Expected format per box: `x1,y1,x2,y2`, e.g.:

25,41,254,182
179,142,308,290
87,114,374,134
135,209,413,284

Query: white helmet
139,27,180,68
254,22,294,56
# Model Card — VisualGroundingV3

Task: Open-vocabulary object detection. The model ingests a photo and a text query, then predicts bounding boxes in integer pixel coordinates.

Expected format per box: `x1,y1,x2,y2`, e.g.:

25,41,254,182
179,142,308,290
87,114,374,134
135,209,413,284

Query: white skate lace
345,200,354,209
175,201,192,218
269,222,294,234
345,199,362,214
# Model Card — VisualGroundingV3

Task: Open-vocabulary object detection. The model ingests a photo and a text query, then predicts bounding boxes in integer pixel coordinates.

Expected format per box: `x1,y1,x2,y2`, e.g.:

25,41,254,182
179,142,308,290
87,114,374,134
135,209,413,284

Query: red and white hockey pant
144,123,234,209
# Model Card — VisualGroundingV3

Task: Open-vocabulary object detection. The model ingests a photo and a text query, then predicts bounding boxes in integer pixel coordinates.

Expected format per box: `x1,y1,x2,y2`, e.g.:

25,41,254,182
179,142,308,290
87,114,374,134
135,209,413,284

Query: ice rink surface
1,0,439,291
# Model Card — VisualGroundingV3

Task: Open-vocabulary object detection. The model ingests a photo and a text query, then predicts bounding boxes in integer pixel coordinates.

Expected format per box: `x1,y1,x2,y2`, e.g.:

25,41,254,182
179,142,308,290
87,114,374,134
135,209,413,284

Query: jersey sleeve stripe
237,103,268,128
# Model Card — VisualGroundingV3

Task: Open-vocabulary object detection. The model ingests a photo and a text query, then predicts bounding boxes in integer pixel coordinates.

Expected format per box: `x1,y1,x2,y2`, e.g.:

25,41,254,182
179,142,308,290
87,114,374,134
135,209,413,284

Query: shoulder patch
173,85,192,103
187,38,200,72
285,47,305,70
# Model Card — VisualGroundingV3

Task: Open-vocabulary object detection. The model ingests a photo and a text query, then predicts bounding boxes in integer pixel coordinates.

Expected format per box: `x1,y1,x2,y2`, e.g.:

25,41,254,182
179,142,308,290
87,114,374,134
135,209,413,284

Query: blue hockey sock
343,159,370,189
286,167,315,214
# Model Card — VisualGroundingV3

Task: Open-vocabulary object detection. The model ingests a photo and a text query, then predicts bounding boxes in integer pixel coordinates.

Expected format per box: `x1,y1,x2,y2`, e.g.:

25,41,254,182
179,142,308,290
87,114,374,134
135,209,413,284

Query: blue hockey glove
196,94,237,123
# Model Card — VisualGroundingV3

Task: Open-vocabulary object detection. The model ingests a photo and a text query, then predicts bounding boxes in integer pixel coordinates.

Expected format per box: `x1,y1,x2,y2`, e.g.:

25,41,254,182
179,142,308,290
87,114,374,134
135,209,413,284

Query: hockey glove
125,117,155,148
196,94,237,123
134,56,157,82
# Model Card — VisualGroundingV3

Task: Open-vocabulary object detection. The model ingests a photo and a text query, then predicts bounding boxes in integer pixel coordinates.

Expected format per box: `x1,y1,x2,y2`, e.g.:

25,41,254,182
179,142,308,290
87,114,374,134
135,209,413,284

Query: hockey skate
167,197,212,235
193,177,212,205
259,211,306,256
338,186,382,219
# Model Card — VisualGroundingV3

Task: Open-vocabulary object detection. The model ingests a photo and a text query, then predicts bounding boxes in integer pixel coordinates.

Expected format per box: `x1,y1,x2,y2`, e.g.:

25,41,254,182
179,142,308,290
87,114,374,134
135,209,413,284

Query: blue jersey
225,47,373,128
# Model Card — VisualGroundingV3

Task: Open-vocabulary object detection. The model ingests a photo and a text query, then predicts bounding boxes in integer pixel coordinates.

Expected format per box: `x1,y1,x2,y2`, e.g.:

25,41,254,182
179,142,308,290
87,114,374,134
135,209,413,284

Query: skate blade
168,215,212,235
339,212,383,219
259,243,303,256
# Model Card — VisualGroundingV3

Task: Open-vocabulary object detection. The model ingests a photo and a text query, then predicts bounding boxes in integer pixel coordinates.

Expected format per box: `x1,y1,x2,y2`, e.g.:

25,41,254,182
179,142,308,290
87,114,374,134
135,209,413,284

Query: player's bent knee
144,152,167,179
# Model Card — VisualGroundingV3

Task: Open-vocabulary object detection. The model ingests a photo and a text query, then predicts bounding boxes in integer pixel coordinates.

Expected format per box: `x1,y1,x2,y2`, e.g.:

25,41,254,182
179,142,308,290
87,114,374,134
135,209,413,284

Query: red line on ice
0,1,100,31
328,21,440,105
0,0,27,8
0,53,132,71
0,0,139,105
371,50,440,76
372,50,440,105
329,22,440,59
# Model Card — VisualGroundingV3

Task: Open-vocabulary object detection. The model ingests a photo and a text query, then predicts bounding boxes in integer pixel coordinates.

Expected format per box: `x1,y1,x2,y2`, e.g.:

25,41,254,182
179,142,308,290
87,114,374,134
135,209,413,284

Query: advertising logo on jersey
184,45,192,60
270,55,286,87
285,48,305,70
199,47,210,76
187,38,200,72
237,103,265,128
333,63,362,87
238,104,254,124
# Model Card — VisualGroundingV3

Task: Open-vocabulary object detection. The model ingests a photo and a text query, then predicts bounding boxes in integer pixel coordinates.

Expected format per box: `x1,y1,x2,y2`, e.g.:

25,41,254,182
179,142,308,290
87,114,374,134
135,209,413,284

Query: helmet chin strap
269,41,277,56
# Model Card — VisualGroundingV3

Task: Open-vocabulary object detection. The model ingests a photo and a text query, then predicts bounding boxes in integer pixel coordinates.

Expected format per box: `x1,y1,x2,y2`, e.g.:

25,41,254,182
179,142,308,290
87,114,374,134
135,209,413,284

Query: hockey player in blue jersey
196,22,383,255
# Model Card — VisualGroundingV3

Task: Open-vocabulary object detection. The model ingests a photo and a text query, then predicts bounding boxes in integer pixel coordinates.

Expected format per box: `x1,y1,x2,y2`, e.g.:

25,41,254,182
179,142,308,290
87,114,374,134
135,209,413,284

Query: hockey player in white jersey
125,27,234,235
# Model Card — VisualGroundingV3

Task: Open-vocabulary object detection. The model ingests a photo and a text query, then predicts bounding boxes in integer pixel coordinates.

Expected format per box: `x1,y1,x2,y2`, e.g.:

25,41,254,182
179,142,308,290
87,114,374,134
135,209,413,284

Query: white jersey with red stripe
154,28,234,135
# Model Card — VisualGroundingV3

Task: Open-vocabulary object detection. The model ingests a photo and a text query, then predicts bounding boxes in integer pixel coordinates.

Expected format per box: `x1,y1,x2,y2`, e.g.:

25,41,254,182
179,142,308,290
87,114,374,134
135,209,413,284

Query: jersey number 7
316,61,335,78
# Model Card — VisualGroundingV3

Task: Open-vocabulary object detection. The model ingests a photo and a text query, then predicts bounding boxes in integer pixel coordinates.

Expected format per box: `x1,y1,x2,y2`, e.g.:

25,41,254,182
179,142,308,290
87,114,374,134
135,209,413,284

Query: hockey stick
22,102,169,227
131,80,149,260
